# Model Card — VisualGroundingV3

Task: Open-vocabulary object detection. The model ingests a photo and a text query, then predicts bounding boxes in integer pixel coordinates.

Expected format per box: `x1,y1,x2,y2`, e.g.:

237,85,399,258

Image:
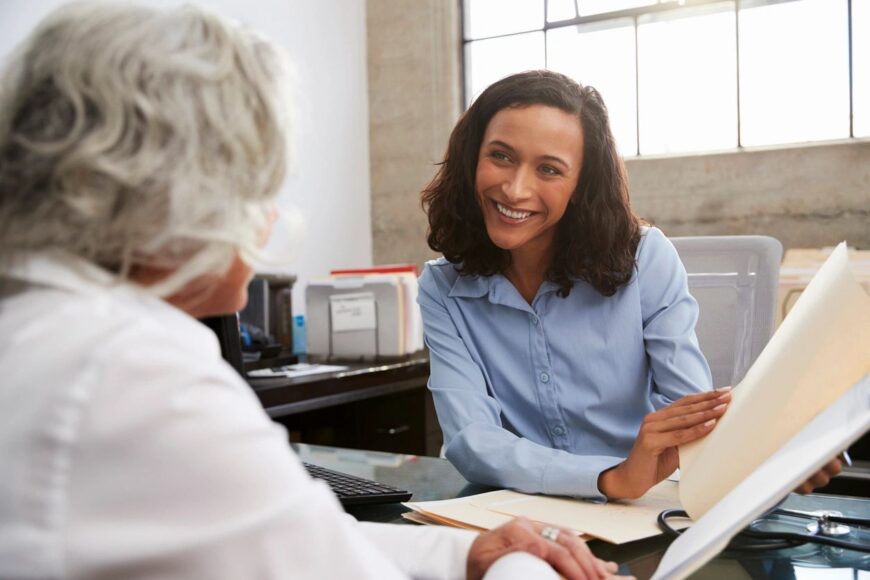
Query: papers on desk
403,481,682,544
679,241,870,519
247,363,349,379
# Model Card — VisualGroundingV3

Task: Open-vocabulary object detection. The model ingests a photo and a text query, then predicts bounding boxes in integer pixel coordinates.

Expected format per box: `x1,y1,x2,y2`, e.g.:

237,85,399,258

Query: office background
1,0,868,316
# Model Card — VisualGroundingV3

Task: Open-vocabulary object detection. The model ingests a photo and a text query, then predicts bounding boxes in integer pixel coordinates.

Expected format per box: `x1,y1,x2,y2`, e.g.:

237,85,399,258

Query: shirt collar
448,270,562,311
1,251,137,297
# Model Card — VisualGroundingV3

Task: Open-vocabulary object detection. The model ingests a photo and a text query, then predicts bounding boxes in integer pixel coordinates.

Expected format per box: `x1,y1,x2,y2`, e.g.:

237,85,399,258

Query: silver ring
540,526,560,542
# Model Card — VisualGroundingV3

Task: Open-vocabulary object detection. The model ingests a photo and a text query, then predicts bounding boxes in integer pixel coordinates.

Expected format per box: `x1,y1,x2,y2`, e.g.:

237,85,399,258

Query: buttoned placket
529,294,569,448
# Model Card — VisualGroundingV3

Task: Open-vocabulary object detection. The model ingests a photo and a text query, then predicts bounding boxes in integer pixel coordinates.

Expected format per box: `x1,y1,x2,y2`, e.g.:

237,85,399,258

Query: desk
250,355,442,456
295,444,870,579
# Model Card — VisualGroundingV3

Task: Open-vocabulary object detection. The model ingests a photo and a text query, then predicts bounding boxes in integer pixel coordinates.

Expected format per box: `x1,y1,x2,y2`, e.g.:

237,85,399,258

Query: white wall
0,0,373,314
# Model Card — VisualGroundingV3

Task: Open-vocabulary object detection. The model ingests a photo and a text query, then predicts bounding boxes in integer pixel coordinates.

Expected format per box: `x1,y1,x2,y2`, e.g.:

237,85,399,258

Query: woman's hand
466,517,630,580
794,456,843,494
598,387,732,500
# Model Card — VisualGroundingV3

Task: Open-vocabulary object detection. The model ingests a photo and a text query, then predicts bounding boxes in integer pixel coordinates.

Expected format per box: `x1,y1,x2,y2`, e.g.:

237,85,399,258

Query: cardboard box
777,247,870,326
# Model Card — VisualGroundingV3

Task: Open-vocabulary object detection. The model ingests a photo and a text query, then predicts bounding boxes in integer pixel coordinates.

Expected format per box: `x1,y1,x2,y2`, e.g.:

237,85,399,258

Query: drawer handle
376,425,410,436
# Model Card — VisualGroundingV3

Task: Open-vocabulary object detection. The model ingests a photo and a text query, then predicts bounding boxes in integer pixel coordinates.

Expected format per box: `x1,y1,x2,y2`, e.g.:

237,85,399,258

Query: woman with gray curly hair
0,3,623,579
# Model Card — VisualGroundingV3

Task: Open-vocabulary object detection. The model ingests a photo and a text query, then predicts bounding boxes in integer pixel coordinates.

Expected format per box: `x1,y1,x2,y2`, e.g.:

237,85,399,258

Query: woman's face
475,104,584,258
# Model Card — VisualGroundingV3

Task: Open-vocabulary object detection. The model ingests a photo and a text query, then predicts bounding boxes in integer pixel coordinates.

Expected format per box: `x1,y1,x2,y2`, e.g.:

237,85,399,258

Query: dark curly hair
422,70,643,297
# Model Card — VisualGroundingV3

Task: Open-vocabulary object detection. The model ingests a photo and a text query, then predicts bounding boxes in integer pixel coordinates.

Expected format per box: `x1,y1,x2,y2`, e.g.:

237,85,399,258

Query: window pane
739,0,850,147
465,32,546,106
578,0,657,17
547,0,577,22
464,0,544,40
637,3,737,155
547,19,638,155
854,0,870,137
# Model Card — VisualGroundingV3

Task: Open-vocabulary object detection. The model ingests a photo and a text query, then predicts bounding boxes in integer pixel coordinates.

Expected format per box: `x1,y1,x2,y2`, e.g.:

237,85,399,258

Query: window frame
460,0,859,157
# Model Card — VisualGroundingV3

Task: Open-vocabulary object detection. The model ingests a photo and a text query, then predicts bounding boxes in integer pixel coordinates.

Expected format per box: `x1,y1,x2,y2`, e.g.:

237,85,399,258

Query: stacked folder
305,265,424,359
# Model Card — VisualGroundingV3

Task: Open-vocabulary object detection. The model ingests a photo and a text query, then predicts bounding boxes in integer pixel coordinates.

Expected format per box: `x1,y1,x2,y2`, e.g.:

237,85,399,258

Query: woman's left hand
794,457,843,494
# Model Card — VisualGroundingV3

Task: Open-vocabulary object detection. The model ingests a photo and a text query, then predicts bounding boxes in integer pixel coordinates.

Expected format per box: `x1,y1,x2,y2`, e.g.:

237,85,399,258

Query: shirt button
530,315,539,325
553,425,565,436
540,372,550,383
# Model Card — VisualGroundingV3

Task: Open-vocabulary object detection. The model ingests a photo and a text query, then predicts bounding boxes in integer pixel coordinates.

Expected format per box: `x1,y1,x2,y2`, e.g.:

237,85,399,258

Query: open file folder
651,372,870,580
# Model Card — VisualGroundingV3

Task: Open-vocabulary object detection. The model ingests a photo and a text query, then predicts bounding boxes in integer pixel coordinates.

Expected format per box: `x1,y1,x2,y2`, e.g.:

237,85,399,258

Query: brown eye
540,165,560,176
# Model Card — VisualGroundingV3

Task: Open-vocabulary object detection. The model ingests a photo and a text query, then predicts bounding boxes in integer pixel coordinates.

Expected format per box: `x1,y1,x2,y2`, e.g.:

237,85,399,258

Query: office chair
671,235,783,389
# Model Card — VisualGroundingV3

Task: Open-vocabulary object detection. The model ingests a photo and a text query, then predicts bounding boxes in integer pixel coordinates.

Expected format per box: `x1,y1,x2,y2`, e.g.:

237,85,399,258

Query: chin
485,227,525,251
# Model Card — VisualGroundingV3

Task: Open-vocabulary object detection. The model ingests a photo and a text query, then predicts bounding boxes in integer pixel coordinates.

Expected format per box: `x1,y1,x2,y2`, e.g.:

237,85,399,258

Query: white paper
329,292,377,333
247,363,349,378
653,373,870,580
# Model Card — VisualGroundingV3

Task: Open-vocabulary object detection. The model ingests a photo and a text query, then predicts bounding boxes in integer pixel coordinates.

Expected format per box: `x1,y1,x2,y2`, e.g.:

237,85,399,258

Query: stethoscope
657,506,870,553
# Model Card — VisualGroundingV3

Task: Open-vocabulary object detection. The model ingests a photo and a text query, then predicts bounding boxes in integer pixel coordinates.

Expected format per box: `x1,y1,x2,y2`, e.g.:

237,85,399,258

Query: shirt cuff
541,453,624,500
483,551,560,580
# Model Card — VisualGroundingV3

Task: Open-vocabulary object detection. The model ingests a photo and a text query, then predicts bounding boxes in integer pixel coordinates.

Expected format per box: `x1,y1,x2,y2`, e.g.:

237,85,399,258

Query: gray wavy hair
0,1,289,295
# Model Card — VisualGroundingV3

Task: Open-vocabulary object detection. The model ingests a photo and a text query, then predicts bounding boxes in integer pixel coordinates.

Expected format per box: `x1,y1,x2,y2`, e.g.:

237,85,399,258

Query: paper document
653,373,870,580
247,363,349,379
679,242,870,519
404,493,518,532
404,483,679,544
471,482,680,544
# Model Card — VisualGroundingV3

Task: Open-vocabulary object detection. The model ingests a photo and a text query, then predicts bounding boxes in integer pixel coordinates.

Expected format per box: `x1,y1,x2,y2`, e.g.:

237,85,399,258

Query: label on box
329,292,377,332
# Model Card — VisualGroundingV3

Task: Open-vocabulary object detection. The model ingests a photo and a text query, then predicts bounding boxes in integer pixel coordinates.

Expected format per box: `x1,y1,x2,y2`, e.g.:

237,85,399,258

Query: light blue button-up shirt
417,227,713,499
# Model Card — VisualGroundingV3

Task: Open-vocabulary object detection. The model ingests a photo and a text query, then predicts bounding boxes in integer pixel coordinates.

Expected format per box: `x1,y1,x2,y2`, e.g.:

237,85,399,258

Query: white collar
1,251,145,298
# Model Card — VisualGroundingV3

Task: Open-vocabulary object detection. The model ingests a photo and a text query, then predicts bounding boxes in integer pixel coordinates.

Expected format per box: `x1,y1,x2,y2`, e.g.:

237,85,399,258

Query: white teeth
496,202,532,220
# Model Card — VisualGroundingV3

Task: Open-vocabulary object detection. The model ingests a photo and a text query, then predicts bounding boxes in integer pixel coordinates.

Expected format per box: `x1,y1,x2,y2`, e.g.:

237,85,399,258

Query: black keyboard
303,462,412,506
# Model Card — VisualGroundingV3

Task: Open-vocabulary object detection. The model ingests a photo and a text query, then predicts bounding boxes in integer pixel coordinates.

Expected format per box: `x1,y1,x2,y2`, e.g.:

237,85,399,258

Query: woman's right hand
598,387,732,500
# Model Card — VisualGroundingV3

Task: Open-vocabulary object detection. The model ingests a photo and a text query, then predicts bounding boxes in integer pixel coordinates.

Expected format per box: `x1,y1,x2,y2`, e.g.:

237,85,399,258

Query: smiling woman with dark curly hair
419,70,725,502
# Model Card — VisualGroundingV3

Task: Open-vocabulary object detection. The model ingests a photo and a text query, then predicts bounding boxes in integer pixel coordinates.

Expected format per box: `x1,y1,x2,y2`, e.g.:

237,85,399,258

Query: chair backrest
671,236,783,389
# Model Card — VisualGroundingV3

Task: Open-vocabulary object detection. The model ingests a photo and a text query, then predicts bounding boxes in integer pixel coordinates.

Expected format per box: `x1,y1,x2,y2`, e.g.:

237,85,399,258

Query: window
462,0,864,156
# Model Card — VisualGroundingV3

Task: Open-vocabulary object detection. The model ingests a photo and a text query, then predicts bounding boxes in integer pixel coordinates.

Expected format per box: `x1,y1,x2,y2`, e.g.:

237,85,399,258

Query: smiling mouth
494,201,534,221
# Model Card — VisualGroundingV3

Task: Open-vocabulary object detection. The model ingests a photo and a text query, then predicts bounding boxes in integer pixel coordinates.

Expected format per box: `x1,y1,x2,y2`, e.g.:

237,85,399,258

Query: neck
505,239,554,305
131,265,215,319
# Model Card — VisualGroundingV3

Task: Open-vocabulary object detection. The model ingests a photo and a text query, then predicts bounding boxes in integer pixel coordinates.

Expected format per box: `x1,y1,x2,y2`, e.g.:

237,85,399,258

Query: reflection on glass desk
293,444,870,579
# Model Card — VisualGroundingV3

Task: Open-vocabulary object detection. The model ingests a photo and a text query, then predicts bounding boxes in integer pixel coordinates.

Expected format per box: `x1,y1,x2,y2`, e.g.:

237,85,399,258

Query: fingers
649,400,728,433
661,387,732,411
634,389,732,453
651,388,732,424
795,457,843,494
528,521,620,580
555,535,600,579
823,458,843,477
795,481,815,494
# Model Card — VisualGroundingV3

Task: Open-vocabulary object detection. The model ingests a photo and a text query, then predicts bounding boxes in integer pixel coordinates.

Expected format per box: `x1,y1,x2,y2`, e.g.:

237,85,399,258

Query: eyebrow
486,139,571,170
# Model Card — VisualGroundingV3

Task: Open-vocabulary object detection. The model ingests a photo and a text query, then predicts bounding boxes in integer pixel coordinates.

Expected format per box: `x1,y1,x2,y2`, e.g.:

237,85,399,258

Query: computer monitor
199,314,245,377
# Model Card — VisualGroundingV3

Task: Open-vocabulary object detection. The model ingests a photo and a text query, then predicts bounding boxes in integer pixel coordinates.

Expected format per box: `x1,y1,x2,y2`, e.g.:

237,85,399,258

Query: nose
502,164,534,203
